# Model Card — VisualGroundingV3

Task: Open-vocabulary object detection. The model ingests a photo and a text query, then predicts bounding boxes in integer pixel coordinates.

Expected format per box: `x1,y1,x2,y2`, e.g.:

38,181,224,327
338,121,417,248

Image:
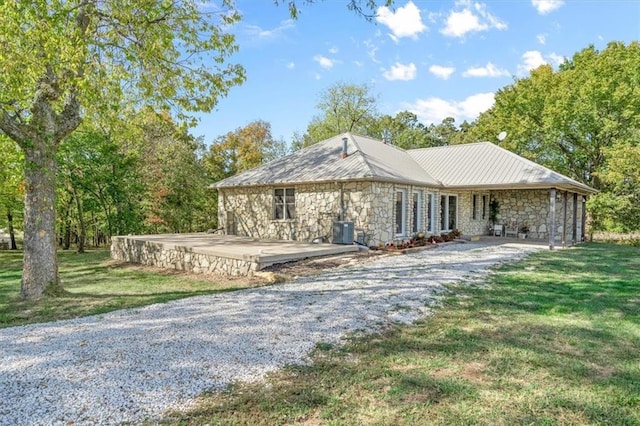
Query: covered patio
110,233,359,277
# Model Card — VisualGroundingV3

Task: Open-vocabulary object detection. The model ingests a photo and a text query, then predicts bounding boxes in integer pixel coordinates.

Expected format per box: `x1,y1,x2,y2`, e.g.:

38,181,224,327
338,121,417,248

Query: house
213,133,596,249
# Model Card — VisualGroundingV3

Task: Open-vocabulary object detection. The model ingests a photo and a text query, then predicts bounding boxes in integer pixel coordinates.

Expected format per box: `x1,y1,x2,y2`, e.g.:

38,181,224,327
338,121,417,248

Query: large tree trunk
7,209,17,250
21,138,62,299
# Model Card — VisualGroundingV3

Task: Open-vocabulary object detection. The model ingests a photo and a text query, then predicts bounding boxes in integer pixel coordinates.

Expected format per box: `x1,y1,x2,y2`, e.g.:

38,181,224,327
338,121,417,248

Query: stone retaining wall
110,236,258,277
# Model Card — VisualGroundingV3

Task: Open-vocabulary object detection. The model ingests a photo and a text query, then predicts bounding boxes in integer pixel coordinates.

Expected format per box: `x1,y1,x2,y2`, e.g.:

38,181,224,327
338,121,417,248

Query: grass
0,249,260,328
162,243,640,425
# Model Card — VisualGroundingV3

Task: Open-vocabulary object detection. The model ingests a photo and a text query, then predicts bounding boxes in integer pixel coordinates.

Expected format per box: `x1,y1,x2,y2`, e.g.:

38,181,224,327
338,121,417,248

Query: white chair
504,220,518,238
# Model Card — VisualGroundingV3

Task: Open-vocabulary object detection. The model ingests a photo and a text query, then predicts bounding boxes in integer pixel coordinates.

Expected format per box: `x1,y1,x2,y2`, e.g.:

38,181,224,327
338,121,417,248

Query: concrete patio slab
111,233,359,276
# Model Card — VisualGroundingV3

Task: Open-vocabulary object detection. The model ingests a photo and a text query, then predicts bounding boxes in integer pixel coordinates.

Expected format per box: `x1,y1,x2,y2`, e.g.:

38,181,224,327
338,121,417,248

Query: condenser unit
332,221,354,244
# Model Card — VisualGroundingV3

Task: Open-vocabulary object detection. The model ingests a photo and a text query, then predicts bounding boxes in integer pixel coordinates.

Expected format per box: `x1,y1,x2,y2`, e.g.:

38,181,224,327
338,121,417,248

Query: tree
206,120,288,181
297,83,379,147
464,42,640,230
0,1,245,299
0,136,24,250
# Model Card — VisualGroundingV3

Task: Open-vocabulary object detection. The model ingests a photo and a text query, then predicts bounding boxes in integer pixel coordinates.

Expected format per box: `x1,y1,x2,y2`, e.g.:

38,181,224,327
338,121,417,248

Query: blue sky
194,0,640,145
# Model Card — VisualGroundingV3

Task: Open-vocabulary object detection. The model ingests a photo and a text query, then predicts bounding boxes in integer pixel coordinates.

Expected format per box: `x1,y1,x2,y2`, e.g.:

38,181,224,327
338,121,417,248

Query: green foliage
205,120,288,182
0,0,245,124
0,136,24,233
296,82,379,147
465,41,640,231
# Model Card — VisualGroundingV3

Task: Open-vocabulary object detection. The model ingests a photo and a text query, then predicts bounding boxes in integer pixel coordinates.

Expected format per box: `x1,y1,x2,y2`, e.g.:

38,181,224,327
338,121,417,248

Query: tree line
0,0,635,300
2,41,639,255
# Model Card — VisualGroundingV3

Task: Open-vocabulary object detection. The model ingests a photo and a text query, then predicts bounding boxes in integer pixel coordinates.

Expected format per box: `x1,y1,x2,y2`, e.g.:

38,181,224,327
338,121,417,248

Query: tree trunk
7,209,17,250
21,139,61,299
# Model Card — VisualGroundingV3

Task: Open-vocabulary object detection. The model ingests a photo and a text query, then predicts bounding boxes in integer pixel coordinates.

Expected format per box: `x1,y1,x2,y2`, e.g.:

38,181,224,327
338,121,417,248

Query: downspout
340,182,345,221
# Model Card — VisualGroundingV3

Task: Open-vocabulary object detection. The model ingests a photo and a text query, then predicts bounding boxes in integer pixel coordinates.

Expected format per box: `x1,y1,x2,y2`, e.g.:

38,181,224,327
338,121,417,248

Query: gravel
0,241,542,426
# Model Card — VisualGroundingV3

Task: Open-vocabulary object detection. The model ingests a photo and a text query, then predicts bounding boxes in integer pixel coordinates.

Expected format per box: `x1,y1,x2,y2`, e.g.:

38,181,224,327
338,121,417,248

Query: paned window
274,188,295,219
412,191,422,233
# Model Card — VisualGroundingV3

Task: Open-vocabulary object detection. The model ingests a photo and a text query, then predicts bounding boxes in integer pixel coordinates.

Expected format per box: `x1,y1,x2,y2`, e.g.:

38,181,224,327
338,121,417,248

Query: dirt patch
105,250,392,286
261,249,391,279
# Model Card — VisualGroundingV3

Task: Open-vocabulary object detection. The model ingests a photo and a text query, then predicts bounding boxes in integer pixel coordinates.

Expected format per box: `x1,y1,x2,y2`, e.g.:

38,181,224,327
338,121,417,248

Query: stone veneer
218,183,586,247
491,189,584,242
111,236,258,276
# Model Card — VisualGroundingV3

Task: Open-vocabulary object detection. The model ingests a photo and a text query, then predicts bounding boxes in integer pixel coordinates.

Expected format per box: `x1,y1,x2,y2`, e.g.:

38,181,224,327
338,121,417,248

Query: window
440,194,458,232
427,193,435,233
412,191,422,233
472,194,478,220
395,190,406,236
482,195,488,220
274,188,295,219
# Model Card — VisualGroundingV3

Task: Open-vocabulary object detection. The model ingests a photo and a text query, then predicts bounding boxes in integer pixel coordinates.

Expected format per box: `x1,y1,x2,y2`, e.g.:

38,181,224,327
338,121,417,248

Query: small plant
489,199,500,226
518,223,529,234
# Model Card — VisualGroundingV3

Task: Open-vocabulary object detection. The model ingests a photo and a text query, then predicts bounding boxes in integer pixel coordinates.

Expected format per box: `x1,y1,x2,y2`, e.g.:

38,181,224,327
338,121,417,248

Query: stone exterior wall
111,236,258,276
491,189,585,243
456,191,492,236
218,183,586,247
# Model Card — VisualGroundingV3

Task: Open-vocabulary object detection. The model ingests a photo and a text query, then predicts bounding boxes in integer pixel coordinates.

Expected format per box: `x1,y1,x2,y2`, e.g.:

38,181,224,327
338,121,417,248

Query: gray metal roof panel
214,133,441,188
408,142,596,194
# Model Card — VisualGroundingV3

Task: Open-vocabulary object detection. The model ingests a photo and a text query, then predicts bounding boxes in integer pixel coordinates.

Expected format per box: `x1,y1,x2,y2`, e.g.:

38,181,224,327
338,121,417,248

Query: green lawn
0,249,259,328
164,243,640,425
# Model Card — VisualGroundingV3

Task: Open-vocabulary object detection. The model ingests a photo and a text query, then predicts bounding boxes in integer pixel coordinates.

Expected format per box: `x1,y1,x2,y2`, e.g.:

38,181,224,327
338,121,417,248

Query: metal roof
214,133,441,188
214,135,596,194
408,142,596,194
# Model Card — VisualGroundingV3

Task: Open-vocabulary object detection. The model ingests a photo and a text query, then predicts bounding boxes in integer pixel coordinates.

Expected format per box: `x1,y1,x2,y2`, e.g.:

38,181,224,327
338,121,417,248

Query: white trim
427,192,436,233
412,190,423,234
440,193,458,232
395,189,406,237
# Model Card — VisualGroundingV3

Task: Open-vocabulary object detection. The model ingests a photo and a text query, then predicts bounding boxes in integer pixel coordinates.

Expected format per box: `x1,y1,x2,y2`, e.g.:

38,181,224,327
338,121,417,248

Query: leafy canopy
0,0,246,127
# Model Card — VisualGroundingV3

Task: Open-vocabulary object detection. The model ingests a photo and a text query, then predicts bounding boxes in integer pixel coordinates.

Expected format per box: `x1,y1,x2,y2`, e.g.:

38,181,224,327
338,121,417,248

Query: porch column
572,193,578,245
581,196,588,242
549,189,556,250
562,191,568,248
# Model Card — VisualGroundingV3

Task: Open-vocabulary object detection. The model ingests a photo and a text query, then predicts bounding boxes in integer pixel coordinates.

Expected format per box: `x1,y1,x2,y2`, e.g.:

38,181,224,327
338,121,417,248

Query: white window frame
427,192,436,233
395,189,406,237
440,194,458,232
273,187,295,220
412,191,422,234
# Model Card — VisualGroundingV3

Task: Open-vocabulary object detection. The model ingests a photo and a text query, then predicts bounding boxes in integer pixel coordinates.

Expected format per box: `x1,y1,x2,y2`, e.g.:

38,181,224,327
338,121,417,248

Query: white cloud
376,1,427,41
537,33,547,45
429,65,456,80
405,92,495,125
548,52,565,65
286,62,295,69
441,2,507,38
313,55,335,69
363,39,380,64
462,62,510,78
517,50,567,75
328,46,339,54
532,0,564,15
517,50,547,74
383,62,417,81
244,19,295,41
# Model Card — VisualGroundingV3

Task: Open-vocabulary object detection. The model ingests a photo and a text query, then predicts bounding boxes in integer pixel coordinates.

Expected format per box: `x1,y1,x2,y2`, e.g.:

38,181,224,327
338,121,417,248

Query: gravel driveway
0,241,542,425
